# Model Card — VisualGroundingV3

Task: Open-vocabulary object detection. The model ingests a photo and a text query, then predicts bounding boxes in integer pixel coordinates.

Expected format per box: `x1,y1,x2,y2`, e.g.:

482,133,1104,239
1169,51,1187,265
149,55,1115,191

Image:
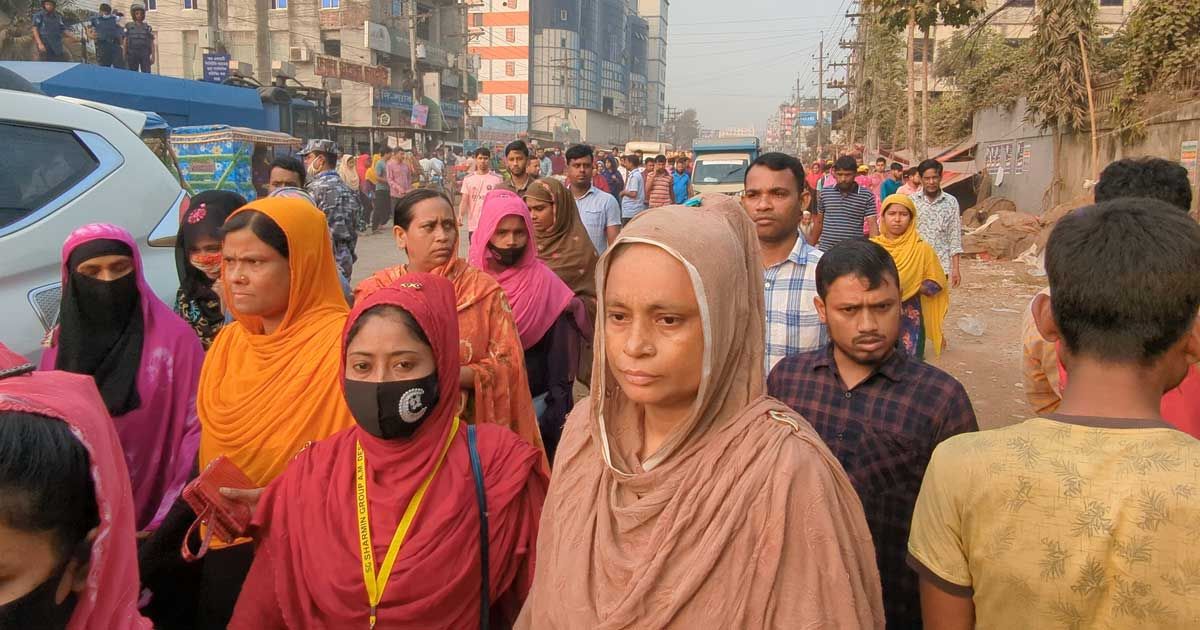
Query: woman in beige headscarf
522,177,598,319
516,196,883,629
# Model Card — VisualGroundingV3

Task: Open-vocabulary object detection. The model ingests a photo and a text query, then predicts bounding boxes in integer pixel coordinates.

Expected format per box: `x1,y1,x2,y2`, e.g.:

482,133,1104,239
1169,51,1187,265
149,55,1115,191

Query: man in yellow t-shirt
908,197,1200,629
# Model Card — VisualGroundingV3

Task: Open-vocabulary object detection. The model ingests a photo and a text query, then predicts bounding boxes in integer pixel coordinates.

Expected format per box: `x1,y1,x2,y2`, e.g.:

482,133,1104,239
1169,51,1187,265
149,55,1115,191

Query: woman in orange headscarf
194,196,355,628
355,189,545,460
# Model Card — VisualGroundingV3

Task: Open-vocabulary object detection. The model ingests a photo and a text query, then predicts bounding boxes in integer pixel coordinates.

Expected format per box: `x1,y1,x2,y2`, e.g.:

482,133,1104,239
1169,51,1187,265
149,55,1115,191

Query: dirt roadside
928,258,1046,430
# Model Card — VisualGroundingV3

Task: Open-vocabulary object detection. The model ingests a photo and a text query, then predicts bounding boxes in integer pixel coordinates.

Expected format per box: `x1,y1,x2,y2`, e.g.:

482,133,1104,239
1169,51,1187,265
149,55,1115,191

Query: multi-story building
149,0,475,147
467,0,530,140
638,0,667,140
467,0,664,146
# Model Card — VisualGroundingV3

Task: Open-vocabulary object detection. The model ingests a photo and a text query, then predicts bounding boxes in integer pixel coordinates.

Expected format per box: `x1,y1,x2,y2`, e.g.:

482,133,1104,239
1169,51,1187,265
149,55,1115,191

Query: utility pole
795,74,801,155
817,36,825,160
255,0,270,83
406,0,422,149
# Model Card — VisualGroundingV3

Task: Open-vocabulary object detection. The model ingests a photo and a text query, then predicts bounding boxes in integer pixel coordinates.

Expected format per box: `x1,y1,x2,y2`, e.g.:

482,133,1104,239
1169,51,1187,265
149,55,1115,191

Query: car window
0,123,98,229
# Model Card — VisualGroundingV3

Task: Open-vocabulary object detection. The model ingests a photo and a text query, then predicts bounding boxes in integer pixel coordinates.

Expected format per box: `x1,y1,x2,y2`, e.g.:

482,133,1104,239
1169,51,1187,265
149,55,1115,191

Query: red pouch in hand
180,456,255,562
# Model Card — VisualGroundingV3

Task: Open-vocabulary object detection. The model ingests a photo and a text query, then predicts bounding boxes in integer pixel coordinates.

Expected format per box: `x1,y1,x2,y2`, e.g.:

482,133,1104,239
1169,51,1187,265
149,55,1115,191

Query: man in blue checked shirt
741,152,827,371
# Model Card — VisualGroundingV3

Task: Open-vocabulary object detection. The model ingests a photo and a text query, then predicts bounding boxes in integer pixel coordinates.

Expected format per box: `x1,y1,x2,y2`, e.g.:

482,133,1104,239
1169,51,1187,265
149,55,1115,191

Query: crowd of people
3,133,1200,630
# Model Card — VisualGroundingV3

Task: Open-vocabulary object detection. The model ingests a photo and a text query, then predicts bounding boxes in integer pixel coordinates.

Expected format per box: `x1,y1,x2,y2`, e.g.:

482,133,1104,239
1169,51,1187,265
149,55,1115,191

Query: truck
624,141,674,157
691,137,761,196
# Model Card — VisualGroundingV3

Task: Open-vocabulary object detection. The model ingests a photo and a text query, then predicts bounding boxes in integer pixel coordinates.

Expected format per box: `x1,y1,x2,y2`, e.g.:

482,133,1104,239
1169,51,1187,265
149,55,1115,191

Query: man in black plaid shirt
767,239,977,629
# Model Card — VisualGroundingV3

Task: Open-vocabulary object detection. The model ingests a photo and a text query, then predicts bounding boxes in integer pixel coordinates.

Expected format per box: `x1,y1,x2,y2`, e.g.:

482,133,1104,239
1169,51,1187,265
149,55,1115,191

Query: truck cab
691,137,761,196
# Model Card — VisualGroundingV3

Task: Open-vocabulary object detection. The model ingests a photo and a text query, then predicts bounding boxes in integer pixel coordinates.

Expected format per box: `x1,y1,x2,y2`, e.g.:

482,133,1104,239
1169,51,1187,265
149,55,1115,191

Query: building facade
149,0,474,146
468,0,665,146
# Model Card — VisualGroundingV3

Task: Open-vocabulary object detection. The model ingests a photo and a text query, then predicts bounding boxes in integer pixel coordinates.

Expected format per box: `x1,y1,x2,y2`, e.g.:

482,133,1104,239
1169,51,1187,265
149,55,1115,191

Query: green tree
1025,0,1099,203
1109,0,1200,141
866,0,984,156
670,108,702,150
926,29,1032,142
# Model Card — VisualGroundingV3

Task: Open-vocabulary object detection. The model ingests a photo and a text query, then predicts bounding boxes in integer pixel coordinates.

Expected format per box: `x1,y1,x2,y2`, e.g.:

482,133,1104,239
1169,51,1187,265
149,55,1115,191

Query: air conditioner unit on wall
290,46,312,62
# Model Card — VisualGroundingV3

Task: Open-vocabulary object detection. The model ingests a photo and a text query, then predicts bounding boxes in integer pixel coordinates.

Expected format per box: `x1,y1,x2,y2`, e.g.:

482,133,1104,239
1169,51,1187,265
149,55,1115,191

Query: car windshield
694,159,749,185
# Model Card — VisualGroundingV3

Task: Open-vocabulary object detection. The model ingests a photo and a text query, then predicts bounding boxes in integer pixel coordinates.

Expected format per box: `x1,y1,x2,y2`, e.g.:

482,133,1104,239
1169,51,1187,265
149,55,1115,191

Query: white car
0,88,186,360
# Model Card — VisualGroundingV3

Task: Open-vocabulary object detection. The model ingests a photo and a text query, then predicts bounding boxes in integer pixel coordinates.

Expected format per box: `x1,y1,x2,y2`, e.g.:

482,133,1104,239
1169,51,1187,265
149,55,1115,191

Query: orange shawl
354,258,545,457
198,198,354,494
516,197,883,629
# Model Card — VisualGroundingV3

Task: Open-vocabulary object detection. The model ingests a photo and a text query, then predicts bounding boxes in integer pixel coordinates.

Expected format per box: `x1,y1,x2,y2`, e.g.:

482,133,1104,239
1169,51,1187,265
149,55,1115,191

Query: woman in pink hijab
0,344,151,630
469,189,588,462
39,223,204,533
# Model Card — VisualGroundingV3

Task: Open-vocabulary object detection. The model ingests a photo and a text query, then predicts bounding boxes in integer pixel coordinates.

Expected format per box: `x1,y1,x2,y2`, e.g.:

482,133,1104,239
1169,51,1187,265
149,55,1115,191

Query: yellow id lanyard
356,416,459,628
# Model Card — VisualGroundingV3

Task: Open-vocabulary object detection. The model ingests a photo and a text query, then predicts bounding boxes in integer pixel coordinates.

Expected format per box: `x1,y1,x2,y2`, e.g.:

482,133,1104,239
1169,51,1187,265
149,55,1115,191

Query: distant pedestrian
88,3,124,68
550,148,566,176
300,139,360,278
386,149,413,221
811,155,878,251
879,161,904,199
909,158,962,288
619,153,646,224
31,0,70,62
123,3,154,73
501,140,534,196
566,144,621,254
538,148,552,177
459,146,503,242
646,155,673,208
370,146,392,232
266,155,305,193
806,160,824,191
672,156,693,203
898,166,922,195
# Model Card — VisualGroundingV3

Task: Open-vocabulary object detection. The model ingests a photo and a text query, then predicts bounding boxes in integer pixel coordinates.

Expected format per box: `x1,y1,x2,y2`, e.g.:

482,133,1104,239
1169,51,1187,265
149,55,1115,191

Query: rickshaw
171,125,302,201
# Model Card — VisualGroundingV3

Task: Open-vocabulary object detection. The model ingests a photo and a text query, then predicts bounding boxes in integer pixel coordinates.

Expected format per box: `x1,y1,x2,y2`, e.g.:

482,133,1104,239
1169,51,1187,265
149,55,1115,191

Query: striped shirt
817,183,877,252
764,236,827,371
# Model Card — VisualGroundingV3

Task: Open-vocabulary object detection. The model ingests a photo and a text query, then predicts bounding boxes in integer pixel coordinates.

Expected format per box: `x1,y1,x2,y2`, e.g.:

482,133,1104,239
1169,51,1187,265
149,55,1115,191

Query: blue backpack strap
466,423,490,630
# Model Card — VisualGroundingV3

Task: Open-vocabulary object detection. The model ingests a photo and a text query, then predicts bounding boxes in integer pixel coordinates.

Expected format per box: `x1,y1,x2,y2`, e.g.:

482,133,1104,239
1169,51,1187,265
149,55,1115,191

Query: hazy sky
666,0,853,133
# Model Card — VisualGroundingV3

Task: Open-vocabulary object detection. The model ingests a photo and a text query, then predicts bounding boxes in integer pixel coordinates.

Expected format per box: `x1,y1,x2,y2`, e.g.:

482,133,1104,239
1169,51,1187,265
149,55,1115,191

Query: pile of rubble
961,195,1093,262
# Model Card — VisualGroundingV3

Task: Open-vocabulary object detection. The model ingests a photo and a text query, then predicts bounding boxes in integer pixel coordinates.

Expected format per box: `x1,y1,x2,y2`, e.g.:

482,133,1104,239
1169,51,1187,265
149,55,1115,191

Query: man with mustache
766,238,976,630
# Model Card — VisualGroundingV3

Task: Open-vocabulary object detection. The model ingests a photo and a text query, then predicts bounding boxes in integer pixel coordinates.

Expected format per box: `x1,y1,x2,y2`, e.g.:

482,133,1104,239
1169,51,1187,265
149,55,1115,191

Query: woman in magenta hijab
39,223,204,533
0,345,151,630
469,189,587,462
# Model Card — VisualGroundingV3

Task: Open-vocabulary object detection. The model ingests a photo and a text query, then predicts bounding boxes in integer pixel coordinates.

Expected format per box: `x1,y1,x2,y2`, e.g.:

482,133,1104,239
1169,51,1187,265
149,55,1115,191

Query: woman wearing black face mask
230,273,548,629
0,346,151,630
468,189,589,463
39,224,204,534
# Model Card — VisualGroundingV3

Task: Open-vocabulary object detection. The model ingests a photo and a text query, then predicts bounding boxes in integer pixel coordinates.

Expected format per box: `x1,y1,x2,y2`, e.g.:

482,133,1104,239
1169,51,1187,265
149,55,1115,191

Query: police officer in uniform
31,0,70,62
88,3,124,68
123,3,154,73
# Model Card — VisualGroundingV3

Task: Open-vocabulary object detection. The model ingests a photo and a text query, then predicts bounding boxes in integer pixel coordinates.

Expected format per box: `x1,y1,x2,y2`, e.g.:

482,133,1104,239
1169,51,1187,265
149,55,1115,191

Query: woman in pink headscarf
39,223,204,533
469,189,588,462
0,346,151,630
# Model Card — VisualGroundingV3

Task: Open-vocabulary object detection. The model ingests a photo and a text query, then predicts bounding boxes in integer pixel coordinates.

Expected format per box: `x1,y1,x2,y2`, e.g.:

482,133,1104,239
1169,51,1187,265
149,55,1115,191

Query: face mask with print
342,374,440,440
189,252,222,280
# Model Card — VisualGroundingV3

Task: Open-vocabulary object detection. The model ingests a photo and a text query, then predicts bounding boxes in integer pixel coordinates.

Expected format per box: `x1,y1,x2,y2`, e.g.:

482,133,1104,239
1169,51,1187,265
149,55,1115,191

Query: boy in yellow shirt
909,197,1200,629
